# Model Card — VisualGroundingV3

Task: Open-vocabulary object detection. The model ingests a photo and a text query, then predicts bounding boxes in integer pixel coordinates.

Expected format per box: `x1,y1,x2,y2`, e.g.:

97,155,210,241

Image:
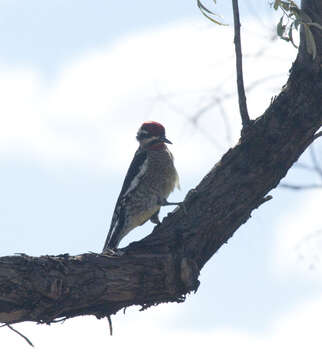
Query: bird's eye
137,131,150,139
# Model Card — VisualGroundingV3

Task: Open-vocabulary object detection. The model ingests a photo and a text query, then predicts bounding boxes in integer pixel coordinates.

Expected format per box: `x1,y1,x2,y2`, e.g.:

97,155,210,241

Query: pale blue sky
0,1,321,358
0,0,198,73
0,0,271,74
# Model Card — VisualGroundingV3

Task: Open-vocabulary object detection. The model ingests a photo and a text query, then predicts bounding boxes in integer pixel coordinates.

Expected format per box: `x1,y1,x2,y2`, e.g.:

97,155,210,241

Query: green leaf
280,1,290,11
307,22,322,31
288,23,298,48
200,9,226,25
277,16,285,37
290,4,300,17
273,0,280,10
304,24,317,59
197,0,216,15
294,19,300,30
197,0,227,26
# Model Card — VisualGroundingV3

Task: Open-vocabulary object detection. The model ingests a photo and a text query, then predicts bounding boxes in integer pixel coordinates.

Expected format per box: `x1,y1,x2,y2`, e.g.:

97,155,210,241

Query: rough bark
0,0,321,325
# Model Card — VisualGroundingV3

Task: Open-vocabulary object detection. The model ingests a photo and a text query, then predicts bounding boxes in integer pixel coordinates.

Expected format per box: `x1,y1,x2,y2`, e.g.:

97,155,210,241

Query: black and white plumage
102,122,180,253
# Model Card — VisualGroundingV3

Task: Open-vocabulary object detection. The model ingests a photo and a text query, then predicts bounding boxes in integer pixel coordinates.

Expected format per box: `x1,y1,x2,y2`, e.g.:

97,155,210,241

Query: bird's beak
160,136,172,144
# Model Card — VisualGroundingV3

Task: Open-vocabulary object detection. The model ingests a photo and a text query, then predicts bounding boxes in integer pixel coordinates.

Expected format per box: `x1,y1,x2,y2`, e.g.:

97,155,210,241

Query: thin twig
279,183,322,190
255,195,273,209
217,99,233,144
312,130,322,141
50,317,67,324
294,162,316,171
156,93,226,150
232,0,251,128
6,324,34,347
107,315,113,336
310,145,322,178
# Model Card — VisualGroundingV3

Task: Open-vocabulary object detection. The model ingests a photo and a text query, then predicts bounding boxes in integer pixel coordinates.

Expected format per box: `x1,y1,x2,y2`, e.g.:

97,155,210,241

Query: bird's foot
150,211,161,225
160,198,187,215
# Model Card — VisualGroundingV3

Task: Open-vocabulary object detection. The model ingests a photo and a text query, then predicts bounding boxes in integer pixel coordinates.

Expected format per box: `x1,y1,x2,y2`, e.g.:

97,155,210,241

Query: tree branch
0,0,321,327
232,0,251,128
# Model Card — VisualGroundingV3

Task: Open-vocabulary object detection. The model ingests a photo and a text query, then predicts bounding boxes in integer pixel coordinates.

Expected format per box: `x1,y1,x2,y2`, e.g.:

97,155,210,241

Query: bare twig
256,195,273,208
303,229,322,242
155,93,226,150
312,130,322,141
217,99,233,144
232,0,251,128
107,315,113,336
279,183,322,190
293,162,317,171
51,317,67,323
310,145,322,178
6,324,34,347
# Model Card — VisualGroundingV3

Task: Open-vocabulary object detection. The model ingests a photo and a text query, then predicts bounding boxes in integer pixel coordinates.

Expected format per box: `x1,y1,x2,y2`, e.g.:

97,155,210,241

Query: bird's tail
102,229,113,253
102,214,125,253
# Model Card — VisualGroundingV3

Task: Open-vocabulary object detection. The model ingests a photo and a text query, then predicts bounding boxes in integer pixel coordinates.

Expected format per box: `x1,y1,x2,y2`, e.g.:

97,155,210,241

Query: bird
102,121,180,254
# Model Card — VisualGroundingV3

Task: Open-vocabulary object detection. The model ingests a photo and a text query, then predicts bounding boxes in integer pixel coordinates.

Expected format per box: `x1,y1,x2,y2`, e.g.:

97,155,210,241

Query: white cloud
0,19,296,177
2,294,322,360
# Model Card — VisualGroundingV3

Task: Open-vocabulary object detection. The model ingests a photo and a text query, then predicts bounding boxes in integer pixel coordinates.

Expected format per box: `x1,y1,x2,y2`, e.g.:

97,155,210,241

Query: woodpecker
102,121,180,254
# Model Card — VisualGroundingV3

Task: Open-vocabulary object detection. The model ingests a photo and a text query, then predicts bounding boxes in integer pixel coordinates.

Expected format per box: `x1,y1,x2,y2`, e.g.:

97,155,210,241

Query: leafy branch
271,0,322,58
197,0,226,25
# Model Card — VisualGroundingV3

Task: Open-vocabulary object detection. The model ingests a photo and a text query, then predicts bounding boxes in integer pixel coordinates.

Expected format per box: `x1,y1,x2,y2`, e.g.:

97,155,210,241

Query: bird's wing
118,148,148,199
104,149,148,249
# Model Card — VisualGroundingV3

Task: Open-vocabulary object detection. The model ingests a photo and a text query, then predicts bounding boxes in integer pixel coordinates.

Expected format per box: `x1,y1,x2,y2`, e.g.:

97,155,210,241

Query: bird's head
136,121,172,148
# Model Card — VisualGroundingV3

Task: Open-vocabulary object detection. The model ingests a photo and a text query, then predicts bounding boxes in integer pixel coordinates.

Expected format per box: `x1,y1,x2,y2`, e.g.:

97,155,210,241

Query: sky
0,0,322,358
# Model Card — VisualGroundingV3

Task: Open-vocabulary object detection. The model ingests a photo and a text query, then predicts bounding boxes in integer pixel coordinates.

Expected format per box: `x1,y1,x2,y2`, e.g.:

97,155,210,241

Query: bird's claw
160,198,187,215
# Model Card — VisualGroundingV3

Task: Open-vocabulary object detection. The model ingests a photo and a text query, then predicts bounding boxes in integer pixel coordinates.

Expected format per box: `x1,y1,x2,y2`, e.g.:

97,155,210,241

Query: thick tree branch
0,0,321,326
232,0,251,128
